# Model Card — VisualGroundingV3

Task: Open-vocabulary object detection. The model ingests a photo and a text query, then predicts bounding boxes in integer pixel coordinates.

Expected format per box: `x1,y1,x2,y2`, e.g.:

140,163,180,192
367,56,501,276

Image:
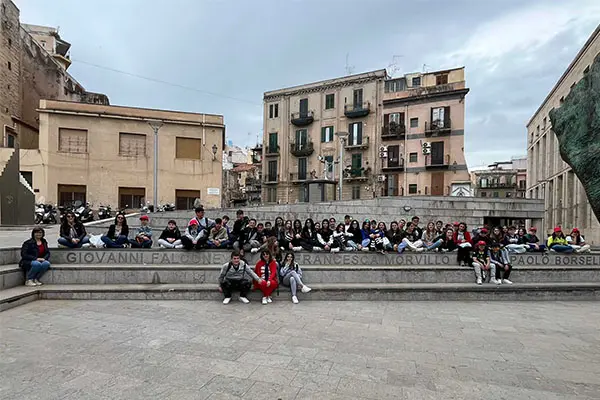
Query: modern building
472,157,527,199
526,25,600,243
261,66,471,203
20,100,225,209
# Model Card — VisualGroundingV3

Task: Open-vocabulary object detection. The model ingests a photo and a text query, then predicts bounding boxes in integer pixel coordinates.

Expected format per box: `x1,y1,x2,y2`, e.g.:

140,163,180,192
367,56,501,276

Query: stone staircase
1,248,599,311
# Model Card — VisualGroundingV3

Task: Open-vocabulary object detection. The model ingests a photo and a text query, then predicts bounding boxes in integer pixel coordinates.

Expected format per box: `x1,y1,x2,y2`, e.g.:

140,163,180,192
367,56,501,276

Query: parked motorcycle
140,201,154,213
35,204,58,225
162,203,175,212
98,204,112,220
74,200,94,223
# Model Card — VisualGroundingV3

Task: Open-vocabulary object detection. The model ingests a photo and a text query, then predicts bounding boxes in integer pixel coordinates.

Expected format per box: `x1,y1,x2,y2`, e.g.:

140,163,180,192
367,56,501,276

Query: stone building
473,157,527,199
20,100,225,209
261,66,471,203
527,25,600,243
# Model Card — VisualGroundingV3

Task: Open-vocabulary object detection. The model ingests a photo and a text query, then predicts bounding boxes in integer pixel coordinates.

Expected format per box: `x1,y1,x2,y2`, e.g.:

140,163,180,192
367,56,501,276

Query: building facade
472,157,527,199
261,67,471,203
526,25,600,244
21,100,225,209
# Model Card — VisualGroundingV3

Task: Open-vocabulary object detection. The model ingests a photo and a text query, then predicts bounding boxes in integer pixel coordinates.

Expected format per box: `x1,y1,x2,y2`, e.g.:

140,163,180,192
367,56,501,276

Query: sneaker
482,271,487,280
25,280,36,287
251,248,259,254
239,297,250,304
415,247,425,252
159,244,166,249
496,279,502,285
476,278,482,285
292,296,299,304
361,247,370,252
261,297,268,305
301,285,312,293
267,296,273,303
503,279,513,284
33,280,43,286
312,247,322,252
345,247,354,252
81,243,91,248
330,248,340,253
175,244,184,249
222,297,231,304
490,278,497,284
293,247,303,252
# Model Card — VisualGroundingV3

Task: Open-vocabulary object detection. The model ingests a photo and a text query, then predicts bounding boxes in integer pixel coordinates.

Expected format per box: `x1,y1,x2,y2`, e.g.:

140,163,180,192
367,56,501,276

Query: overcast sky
17,0,600,168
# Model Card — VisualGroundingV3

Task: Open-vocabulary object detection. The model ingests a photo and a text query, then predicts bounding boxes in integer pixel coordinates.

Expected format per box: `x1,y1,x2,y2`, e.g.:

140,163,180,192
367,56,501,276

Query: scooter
162,203,175,212
98,204,112,220
74,201,94,223
34,204,45,224
36,204,57,224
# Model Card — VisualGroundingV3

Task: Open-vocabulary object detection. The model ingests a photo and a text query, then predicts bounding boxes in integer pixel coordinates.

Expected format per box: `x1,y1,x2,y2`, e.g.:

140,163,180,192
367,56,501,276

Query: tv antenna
345,53,355,75
387,55,404,77
422,63,431,73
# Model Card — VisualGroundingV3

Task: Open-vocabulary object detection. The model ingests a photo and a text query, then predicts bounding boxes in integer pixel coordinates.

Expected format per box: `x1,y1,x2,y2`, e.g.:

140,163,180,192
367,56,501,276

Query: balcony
344,102,371,118
425,119,452,135
251,143,263,152
381,124,406,140
345,136,370,150
289,172,308,183
478,182,517,189
290,141,314,157
291,111,314,126
265,145,280,157
263,174,279,184
382,159,405,172
425,154,450,169
343,168,369,181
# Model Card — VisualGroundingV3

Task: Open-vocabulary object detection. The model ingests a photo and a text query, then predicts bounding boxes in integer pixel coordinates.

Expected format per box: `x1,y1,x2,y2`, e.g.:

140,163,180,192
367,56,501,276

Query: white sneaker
81,243,91,248
490,278,497,284
482,271,487,280
174,244,184,249
25,280,36,287
159,244,166,249
222,297,231,304
301,285,312,293
493,278,501,285
251,248,259,254
330,248,340,253
361,247,369,252
293,247,303,251
261,297,268,305
312,247,322,252
292,296,299,304
476,278,482,285
267,296,273,303
415,247,425,252
239,297,250,304
33,280,43,286
503,279,513,284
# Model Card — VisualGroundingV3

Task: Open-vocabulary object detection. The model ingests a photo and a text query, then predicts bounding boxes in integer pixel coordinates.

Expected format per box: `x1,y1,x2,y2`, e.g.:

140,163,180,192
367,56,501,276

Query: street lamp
335,131,348,201
148,119,163,213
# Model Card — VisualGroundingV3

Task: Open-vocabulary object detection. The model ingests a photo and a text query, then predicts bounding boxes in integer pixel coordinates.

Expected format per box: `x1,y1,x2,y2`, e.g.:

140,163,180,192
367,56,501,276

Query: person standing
279,252,312,304
218,251,263,304
254,250,279,305
20,227,51,287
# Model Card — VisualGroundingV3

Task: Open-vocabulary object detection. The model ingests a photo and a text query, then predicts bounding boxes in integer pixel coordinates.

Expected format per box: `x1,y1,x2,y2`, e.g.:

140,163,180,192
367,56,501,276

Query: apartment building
472,157,527,199
261,67,470,203
527,25,600,243
20,100,225,209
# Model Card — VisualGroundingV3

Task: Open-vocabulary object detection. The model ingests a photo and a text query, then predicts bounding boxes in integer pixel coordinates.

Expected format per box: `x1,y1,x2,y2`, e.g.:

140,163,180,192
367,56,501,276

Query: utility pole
148,119,164,212
336,131,348,201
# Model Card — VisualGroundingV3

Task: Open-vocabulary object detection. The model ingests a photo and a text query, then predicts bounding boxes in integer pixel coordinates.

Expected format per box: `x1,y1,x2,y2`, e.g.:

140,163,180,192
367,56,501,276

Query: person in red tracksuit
254,249,279,305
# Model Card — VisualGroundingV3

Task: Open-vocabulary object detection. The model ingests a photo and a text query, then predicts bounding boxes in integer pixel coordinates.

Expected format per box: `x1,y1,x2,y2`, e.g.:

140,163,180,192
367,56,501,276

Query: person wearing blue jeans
547,227,574,253
58,212,90,248
20,227,51,287
101,213,130,248
279,253,311,304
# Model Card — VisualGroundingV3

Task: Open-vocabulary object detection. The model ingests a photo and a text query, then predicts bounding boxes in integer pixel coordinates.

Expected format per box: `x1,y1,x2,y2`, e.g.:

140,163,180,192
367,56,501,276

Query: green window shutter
321,127,326,142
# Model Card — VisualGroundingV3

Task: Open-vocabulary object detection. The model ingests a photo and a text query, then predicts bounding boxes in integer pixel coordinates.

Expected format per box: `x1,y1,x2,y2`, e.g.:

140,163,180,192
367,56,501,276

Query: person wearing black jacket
346,220,363,250
234,218,262,252
57,212,89,248
20,227,51,287
438,229,458,252
300,218,319,251
157,220,183,249
231,210,248,243
386,221,404,251
101,213,130,248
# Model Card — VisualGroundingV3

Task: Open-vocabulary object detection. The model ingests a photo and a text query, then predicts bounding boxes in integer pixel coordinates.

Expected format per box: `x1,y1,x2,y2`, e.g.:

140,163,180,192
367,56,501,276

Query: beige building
21,100,225,210
472,157,527,199
526,25,600,244
261,67,471,203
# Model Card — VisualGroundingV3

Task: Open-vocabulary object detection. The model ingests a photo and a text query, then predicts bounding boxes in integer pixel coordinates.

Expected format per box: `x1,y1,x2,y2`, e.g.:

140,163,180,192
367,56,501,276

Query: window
382,174,398,196
325,94,335,109
58,128,88,153
352,186,360,199
431,106,450,129
58,184,86,207
5,132,16,148
411,77,421,87
119,187,145,209
175,189,200,210
321,126,334,143
295,129,308,149
266,188,277,203
348,122,363,145
325,155,334,174
268,132,278,152
21,171,33,187
267,160,278,181
408,184,418,194
409,152,418,163
268,103,279,118
436,73,448,85
387,145,400,167
481,192,487,197
7,61,11,71
298,157,307,180
352,89,363,106
175,137,201,159
385,79,406,93
298,186,307,203
410,118,418,128
119,133,146,157
299,98,308,116
351,153,362,176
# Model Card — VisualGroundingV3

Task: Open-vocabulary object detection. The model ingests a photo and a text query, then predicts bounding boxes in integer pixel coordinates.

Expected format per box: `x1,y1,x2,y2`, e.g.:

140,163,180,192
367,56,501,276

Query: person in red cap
471,240,496,285
254,249,278,304
471,227,492,248
546,227,573,253
181,219,204,250
523,227,546,252
566,228,591,253
130,215,153,248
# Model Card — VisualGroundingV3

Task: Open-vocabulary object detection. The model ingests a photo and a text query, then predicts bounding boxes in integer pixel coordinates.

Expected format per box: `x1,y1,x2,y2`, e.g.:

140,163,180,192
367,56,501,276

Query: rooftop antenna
345,53,355,75
386,55,404,78
422,63,431,73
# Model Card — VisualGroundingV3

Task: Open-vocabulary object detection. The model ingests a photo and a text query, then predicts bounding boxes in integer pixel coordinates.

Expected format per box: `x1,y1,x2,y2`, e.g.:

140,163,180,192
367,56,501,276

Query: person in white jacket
566,228,591,253
279,252,312,304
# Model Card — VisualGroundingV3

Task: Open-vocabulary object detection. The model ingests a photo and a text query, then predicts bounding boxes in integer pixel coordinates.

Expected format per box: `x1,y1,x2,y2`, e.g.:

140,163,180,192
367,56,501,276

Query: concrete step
46,248,600,267
38,264,600,285
1,283,598,309
0,265,23,290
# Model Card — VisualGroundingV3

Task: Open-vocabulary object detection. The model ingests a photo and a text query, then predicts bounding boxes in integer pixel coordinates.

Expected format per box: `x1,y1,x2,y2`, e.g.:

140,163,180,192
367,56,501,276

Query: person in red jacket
453,222,472,266
254,249,279,305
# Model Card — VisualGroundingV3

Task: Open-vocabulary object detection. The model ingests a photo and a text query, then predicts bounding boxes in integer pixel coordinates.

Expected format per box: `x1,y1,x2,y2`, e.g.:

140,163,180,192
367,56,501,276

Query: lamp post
335,131,349,201
148,119,163,213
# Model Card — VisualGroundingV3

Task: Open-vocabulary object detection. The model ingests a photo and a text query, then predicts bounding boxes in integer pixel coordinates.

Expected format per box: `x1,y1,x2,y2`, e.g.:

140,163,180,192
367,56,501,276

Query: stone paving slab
1,300,600,399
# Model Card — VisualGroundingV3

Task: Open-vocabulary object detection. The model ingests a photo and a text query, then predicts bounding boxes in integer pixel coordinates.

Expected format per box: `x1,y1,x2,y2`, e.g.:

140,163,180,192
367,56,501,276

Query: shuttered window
321,126,334,143
176,137,202,159
58,128,87,153
119,133,146,157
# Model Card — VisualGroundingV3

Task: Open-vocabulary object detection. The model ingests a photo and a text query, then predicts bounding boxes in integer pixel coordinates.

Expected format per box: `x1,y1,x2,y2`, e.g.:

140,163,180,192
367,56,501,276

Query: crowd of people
20,206,593,291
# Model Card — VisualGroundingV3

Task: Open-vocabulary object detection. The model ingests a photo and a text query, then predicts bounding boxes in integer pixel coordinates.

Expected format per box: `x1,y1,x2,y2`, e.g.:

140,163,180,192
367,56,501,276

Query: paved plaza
1,300,600,399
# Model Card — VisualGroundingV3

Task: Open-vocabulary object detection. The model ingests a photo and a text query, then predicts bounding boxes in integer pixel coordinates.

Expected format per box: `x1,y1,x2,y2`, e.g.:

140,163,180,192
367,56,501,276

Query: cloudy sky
17,0,600,168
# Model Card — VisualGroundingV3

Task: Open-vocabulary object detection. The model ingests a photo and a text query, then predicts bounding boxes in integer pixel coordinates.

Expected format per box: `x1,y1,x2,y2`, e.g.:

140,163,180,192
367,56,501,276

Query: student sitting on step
438,228,458,252
206,218,230,249
279,252,312,304
58,211,90,248
502,226,528,254
186,206,213,247
333,223,354,251
523,227,546,252
181,220,205,250
101,213,130,248
489,242,512,284
471,240,496,285
254,250,279,305
454,222,472,266
218,250,263,304
316,219,337,252
386,221,404,252
20,227,51,287
157,220,183,249
547,227,574,253
129,215,153,248
234,218,263,253
397,223,424,253
566,228,591,253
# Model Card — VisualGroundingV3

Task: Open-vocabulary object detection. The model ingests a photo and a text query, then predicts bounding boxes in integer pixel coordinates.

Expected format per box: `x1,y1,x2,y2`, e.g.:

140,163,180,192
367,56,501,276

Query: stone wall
0,0,22,131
